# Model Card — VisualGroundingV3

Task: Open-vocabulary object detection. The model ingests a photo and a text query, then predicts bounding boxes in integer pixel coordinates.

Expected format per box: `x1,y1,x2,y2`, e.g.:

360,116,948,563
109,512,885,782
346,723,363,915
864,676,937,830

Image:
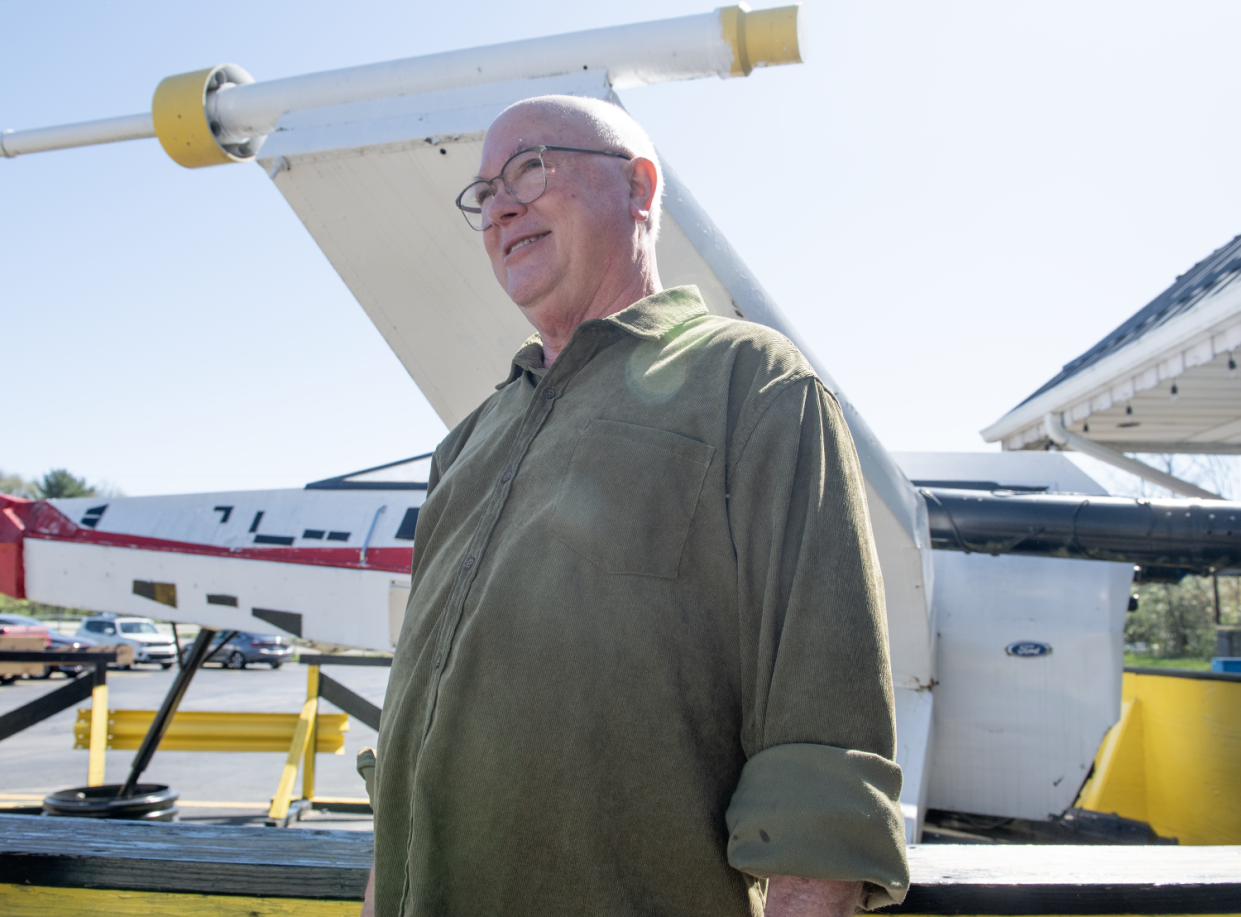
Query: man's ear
628,158,659,223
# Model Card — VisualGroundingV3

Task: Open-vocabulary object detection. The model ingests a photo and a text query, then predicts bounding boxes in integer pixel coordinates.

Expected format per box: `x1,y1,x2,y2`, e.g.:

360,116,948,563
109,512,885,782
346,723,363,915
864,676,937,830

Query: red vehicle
0,615,52,684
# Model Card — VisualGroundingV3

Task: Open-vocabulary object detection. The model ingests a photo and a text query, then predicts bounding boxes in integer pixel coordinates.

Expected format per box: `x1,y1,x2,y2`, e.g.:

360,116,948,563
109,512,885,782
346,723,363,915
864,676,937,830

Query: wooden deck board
0,815,370,900
888,845,1241,914
1,815,1238,913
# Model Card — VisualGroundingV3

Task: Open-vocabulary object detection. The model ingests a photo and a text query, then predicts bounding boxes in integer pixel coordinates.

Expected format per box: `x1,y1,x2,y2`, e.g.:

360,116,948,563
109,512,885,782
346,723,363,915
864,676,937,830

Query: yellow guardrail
74,708,347,754
70,663,368,824
1076,669,1241,845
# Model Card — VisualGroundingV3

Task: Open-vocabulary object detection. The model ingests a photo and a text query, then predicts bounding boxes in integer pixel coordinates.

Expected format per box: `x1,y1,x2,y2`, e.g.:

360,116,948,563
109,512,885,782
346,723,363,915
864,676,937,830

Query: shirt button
543,387,556,400
433,653,442,669
463,556,475,570
500,470,512,483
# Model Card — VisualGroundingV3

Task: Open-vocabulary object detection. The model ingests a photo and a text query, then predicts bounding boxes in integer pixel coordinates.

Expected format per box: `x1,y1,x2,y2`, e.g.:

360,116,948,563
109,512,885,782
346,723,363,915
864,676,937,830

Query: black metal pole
1214,572,1222,625
118,628,226,797
171,622,183,670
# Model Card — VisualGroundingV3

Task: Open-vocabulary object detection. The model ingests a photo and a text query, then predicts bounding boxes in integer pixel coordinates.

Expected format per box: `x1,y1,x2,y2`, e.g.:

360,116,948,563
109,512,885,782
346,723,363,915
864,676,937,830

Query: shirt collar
499,335,549,389
497,286,709,389
602,285,709,340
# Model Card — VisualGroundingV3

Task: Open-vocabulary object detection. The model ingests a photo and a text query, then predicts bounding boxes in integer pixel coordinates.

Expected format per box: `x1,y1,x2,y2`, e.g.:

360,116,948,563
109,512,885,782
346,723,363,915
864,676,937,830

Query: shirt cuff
725,743,909,909
356,746,377,806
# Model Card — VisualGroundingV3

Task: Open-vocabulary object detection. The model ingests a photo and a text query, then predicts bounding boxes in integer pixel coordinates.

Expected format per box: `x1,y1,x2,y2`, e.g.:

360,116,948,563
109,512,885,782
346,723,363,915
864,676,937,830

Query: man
364,95,908,917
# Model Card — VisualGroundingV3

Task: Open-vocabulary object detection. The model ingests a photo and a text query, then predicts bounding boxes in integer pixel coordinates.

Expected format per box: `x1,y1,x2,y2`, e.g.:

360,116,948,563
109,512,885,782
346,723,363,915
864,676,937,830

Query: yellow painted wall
1077,671,1241,845
2,886,1234,917
0,884,359,916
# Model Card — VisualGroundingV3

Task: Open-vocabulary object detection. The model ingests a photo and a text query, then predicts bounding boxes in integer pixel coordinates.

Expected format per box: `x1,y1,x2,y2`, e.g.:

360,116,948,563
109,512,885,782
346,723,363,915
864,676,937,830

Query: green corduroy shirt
373,286,908,916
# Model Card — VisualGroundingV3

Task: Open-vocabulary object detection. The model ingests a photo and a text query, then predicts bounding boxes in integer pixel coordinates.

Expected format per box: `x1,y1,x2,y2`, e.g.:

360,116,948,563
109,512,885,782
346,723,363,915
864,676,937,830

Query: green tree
36,469,96,499
1127,575,1222,659
0,471,38,499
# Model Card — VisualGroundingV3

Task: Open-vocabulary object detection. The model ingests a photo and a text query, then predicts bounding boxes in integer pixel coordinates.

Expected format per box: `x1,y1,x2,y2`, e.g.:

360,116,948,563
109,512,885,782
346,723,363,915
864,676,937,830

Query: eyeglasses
455,145,633,231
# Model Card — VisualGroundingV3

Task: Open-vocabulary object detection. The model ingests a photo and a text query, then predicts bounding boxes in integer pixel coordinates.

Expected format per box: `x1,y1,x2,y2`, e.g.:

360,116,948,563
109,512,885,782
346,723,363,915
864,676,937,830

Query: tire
269,661,282,670
0,675,15,686
160,662,173,670
227,651,246,670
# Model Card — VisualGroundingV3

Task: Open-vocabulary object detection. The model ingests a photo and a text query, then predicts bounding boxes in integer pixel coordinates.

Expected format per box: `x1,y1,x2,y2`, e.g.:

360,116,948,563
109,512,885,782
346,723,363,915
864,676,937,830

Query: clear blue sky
4,1,1241,495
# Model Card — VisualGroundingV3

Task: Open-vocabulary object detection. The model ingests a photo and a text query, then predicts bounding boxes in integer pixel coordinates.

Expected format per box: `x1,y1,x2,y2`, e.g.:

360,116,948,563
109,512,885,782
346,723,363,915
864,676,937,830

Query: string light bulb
1230,354,1237,378
1171,382,1179,401
1126,404,1134,415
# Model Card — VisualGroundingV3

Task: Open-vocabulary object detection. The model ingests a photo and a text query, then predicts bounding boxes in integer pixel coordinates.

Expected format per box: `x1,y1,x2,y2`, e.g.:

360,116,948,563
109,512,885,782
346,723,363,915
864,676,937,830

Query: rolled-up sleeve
724,378,909,909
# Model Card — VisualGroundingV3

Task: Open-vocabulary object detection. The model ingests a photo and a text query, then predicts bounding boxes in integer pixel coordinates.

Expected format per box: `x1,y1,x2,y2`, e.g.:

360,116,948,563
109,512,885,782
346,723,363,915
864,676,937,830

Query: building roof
981,234,1241,453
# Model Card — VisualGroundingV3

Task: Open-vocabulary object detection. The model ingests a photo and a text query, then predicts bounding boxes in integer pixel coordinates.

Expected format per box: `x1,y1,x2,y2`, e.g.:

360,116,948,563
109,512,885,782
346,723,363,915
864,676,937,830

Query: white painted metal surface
48,489,423,553
893,686,933,843
0,113,154,158
20,489,423,650
211,8,756,143
26,539,400,651
926,550,1129,820
895,452,1131,821
1,6,799,158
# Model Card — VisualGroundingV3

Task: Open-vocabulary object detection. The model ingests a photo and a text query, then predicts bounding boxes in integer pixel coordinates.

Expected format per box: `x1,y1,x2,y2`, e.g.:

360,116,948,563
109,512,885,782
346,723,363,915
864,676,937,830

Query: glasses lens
458,181,492,230
503,150,547,204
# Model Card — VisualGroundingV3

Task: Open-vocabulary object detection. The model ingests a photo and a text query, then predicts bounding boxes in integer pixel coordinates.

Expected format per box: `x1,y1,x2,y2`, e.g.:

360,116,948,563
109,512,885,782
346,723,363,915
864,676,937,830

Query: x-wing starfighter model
4,5,1238,842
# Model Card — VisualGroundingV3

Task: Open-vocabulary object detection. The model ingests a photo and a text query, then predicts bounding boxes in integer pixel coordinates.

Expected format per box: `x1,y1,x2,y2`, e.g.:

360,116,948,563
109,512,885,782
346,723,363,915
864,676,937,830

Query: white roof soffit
982,236,1241,454
255,70,926,547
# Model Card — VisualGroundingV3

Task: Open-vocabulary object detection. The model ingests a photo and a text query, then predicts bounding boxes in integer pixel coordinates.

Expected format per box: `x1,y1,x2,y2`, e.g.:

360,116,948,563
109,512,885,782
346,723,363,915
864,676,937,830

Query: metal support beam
319,672,382,732
118,629,223,797
302,665,319,802
0,652,115,745
265,657,386,825
87,663,109,787
0,6,803,160
296,654,392,667
269,681,319,822
1044,414,1221,500
0,673,93,743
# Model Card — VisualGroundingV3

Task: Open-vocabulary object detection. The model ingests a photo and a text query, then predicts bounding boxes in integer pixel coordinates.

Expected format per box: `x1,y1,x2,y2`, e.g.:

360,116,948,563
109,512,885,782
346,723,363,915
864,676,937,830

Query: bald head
492,95,663,240
477,94,664,365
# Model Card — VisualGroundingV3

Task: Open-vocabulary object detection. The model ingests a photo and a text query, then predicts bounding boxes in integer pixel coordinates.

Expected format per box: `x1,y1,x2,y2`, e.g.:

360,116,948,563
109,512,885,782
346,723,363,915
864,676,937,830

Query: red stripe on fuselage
0,495,33,598
23,501,413,574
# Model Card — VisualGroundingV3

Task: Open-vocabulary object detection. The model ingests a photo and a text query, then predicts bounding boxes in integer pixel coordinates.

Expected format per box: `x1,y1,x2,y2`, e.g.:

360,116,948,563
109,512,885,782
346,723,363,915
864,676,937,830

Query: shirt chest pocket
549,418,716,579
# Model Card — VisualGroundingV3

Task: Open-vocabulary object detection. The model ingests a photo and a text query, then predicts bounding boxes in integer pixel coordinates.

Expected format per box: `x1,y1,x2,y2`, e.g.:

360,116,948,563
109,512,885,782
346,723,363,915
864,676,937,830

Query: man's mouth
505,232,549,257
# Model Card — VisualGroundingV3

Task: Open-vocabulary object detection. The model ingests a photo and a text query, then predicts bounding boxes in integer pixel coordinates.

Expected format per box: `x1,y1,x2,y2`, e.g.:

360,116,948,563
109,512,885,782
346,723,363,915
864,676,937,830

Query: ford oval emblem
1006,641,1052,658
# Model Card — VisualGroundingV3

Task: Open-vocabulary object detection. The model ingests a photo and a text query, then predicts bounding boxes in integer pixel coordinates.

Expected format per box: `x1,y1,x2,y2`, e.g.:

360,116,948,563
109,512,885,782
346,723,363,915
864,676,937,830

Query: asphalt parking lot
0,659,388,830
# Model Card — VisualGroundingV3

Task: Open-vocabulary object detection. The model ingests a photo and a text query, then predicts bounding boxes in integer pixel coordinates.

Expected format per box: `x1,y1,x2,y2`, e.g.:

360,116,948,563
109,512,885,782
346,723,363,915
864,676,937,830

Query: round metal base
43,784,180,821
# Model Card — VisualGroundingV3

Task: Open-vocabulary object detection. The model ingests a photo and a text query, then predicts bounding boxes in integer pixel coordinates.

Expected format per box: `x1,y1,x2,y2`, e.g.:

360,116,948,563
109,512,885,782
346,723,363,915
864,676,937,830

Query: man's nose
483,183,524,229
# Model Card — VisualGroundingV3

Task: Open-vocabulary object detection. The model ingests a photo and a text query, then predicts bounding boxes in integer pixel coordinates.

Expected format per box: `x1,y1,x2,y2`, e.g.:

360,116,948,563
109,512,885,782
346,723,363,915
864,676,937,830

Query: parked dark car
181,631,294,669
47,630,98,676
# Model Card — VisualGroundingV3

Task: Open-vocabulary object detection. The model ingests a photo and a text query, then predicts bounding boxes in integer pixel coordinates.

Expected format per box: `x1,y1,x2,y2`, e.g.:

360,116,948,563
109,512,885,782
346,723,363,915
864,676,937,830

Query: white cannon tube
1,113,155,158
2,6,802,158
209,11,737,143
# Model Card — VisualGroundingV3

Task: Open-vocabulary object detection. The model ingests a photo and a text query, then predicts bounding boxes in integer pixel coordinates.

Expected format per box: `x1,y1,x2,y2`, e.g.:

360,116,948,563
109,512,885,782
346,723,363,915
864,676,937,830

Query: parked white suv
76,615,177,669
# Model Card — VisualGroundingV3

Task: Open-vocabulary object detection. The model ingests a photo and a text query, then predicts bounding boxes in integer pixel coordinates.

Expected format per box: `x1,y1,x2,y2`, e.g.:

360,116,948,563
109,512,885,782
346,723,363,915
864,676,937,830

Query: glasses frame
455,145,633,231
